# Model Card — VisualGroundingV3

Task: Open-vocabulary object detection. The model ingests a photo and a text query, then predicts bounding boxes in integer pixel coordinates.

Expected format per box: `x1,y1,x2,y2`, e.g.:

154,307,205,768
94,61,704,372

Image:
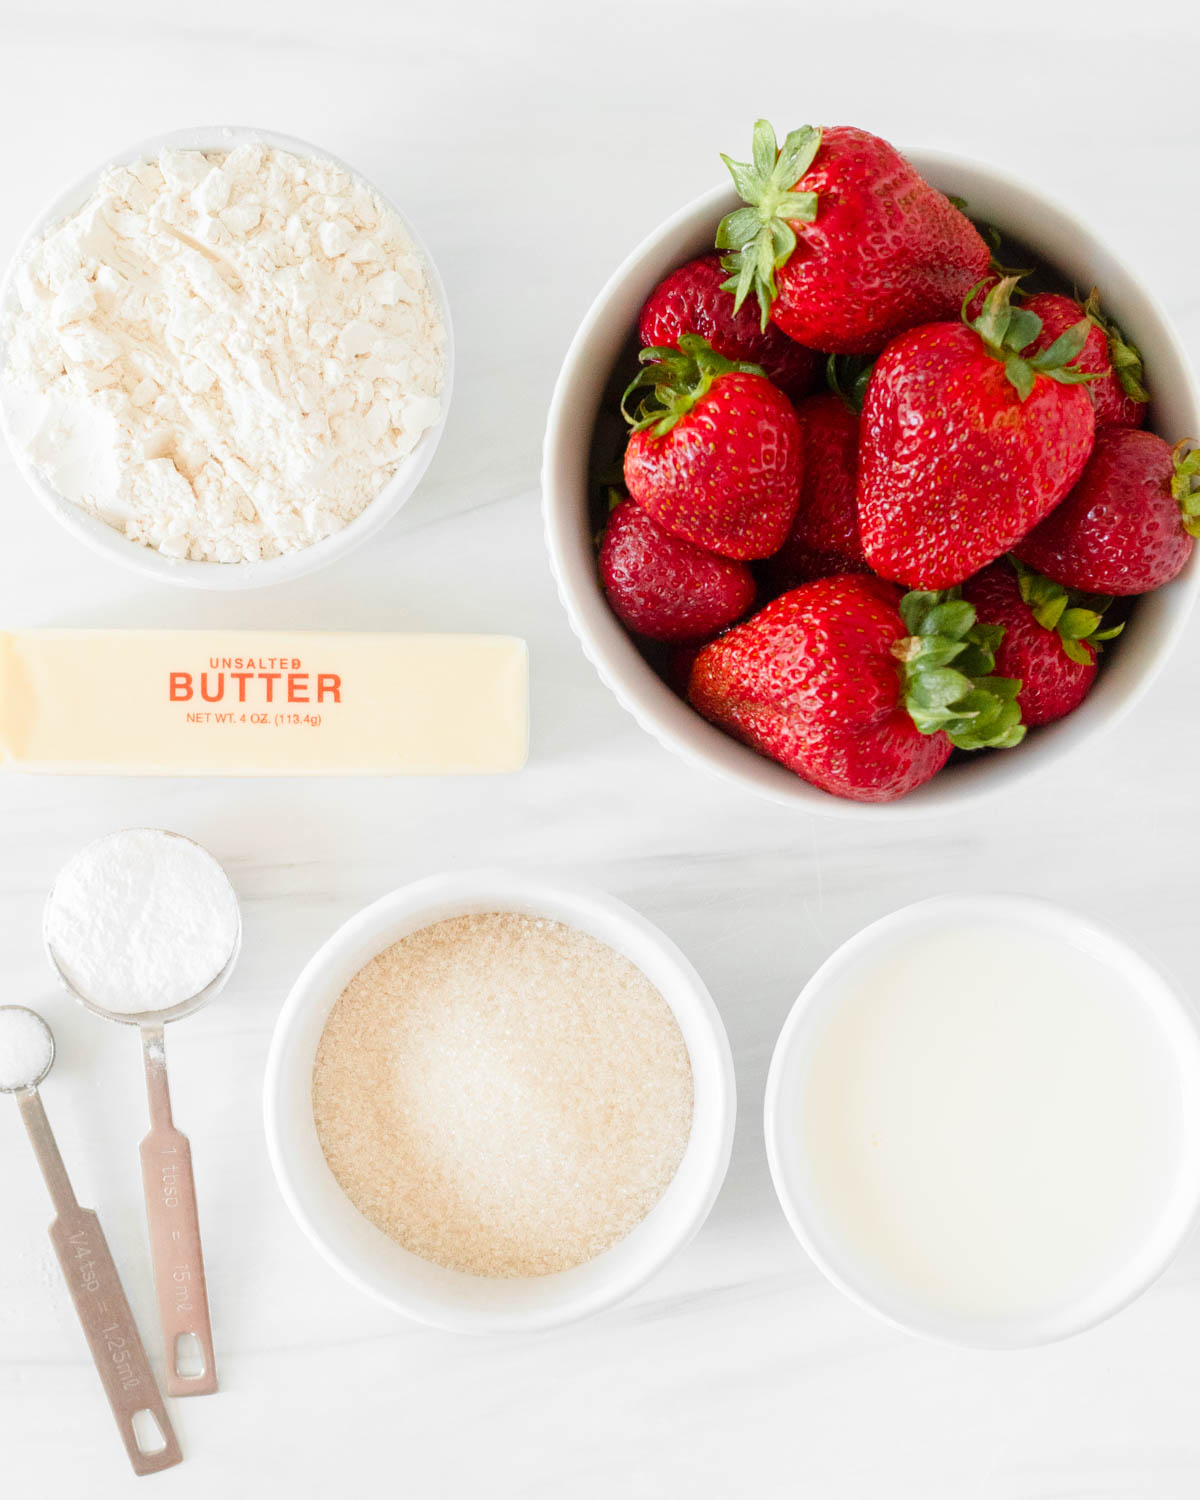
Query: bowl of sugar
764,895,1200,1348
264,869,736,1332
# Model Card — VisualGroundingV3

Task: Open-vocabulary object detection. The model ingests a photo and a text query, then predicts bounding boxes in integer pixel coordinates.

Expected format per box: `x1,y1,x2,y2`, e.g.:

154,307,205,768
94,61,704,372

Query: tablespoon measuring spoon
0,1006,182,1475
44,828,241,1399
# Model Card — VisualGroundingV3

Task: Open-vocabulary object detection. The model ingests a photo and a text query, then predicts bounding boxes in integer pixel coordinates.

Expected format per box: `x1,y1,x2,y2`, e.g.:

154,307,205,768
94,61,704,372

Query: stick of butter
0,630,528,775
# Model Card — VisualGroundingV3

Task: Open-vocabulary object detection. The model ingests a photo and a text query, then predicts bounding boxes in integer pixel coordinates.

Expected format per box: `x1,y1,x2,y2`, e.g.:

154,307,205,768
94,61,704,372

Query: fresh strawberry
1024,290,1148,430
599,498,755,643
962,559,1121,726
716,121,990,355
638,254,820,398
622,334,803,559
765,374,868,591
858,277,1097,589
1015,428,1200,594
687,575,1023,803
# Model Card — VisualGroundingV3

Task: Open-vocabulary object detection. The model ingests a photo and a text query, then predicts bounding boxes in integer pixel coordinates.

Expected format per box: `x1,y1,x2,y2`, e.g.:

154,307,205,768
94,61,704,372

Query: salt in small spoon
0,1006,181,1475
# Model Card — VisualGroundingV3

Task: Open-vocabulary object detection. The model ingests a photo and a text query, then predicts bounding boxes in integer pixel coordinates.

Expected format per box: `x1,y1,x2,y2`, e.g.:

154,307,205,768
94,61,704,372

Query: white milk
793,918,1191,1329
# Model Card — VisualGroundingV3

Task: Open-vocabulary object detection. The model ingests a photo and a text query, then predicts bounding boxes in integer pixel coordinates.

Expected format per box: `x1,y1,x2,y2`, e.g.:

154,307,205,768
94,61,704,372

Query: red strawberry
961,559,1121,726
687,575,1023,803
1024,290,1148,430
765,384,868,591
622,334,803,559
858,278,1097,589
1015,428,1200,594
716,121,990,355
638,254,820,398
599,498,756,644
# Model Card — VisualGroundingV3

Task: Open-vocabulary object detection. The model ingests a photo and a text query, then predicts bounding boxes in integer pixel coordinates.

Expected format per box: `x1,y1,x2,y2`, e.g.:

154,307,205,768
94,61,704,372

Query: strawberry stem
1082,288,1149,404
621,334,763,436
715,120,823,332
1171,441,1200,539
966,277,1096,402
1009,557,1122,666
895,588,1025,750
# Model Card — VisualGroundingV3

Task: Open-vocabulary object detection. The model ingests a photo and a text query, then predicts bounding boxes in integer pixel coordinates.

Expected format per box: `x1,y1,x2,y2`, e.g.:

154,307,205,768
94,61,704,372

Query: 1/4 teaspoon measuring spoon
0,1006,182,1476
44,829,242,1399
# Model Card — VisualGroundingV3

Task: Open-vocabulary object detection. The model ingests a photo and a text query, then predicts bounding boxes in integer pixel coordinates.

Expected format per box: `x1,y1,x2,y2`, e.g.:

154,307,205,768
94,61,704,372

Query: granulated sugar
312,912,694,1277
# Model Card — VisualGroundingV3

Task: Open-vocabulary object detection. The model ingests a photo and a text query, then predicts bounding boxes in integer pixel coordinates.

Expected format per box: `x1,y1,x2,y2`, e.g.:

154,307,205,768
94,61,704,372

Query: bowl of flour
0,126,453,589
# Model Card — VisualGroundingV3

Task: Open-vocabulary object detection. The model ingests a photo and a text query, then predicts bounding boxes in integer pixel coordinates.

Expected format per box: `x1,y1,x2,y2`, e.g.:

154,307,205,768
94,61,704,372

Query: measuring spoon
0,1006,182,1475
45,831,241,1399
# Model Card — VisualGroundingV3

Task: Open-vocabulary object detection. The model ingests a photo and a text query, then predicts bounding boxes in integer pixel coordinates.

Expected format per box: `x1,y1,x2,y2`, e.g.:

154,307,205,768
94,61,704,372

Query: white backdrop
1,0,1198,1494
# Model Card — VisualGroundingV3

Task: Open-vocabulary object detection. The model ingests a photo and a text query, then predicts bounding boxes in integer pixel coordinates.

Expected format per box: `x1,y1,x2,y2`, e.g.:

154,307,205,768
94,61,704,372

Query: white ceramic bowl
0,125,454,591
263,869,736,1333
763,895,1200,1347
543,155,1200,818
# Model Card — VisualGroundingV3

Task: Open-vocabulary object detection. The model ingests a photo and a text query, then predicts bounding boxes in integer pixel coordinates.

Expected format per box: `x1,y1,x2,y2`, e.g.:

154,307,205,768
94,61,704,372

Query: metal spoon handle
140,1026,218,1398
17,1090,182,1476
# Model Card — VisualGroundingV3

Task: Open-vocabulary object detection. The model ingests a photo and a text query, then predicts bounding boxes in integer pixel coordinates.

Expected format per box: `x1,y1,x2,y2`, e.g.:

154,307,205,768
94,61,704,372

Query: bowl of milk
764,895,1200,1347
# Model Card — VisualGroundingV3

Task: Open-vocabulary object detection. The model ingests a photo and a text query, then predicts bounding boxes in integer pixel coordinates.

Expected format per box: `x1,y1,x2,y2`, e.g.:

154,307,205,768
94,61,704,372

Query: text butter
0,631,528,775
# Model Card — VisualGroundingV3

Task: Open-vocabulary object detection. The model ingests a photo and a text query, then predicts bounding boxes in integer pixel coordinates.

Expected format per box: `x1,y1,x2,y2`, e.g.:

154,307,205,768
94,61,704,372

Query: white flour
2,144,445,562
44,829,240,1015
0,1008,54,1091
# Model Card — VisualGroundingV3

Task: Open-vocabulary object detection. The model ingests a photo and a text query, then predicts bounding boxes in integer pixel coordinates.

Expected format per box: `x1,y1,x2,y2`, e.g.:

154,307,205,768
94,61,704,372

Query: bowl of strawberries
543,121,1200,812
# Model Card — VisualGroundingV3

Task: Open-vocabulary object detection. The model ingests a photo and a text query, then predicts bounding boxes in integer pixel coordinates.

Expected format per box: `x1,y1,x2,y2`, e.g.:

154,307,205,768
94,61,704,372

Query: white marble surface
2,0,1199,1492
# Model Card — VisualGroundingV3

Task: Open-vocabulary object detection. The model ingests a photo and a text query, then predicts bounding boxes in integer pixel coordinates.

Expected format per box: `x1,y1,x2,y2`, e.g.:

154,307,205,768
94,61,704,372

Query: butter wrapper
0,630,528,775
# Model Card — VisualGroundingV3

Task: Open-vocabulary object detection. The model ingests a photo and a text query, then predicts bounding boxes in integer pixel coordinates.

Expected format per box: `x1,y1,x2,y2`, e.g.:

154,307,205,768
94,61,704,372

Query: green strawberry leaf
1171,441,1200,538
777,192,821,219
715,206,763,253
954,623,1004,679
1027,319,1090,372
971,279,1026,348
1004,356,1035,401
751,118,777,176
910,665,974,710
723,159,761,204
716,119,823,331
903,635,966,670
921,600,976,639
1005,306,1044,353
621,334,764,435
894,586,1027,751
948,684,1025,751
775,126,822,189
1108,339,1150,401
1082,288,1150,404
1042,366,1101,386
967,279,1098,402
825,354,874,413
1009,557,1123,658
1058,606,1103,639
1061,638,1093,667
